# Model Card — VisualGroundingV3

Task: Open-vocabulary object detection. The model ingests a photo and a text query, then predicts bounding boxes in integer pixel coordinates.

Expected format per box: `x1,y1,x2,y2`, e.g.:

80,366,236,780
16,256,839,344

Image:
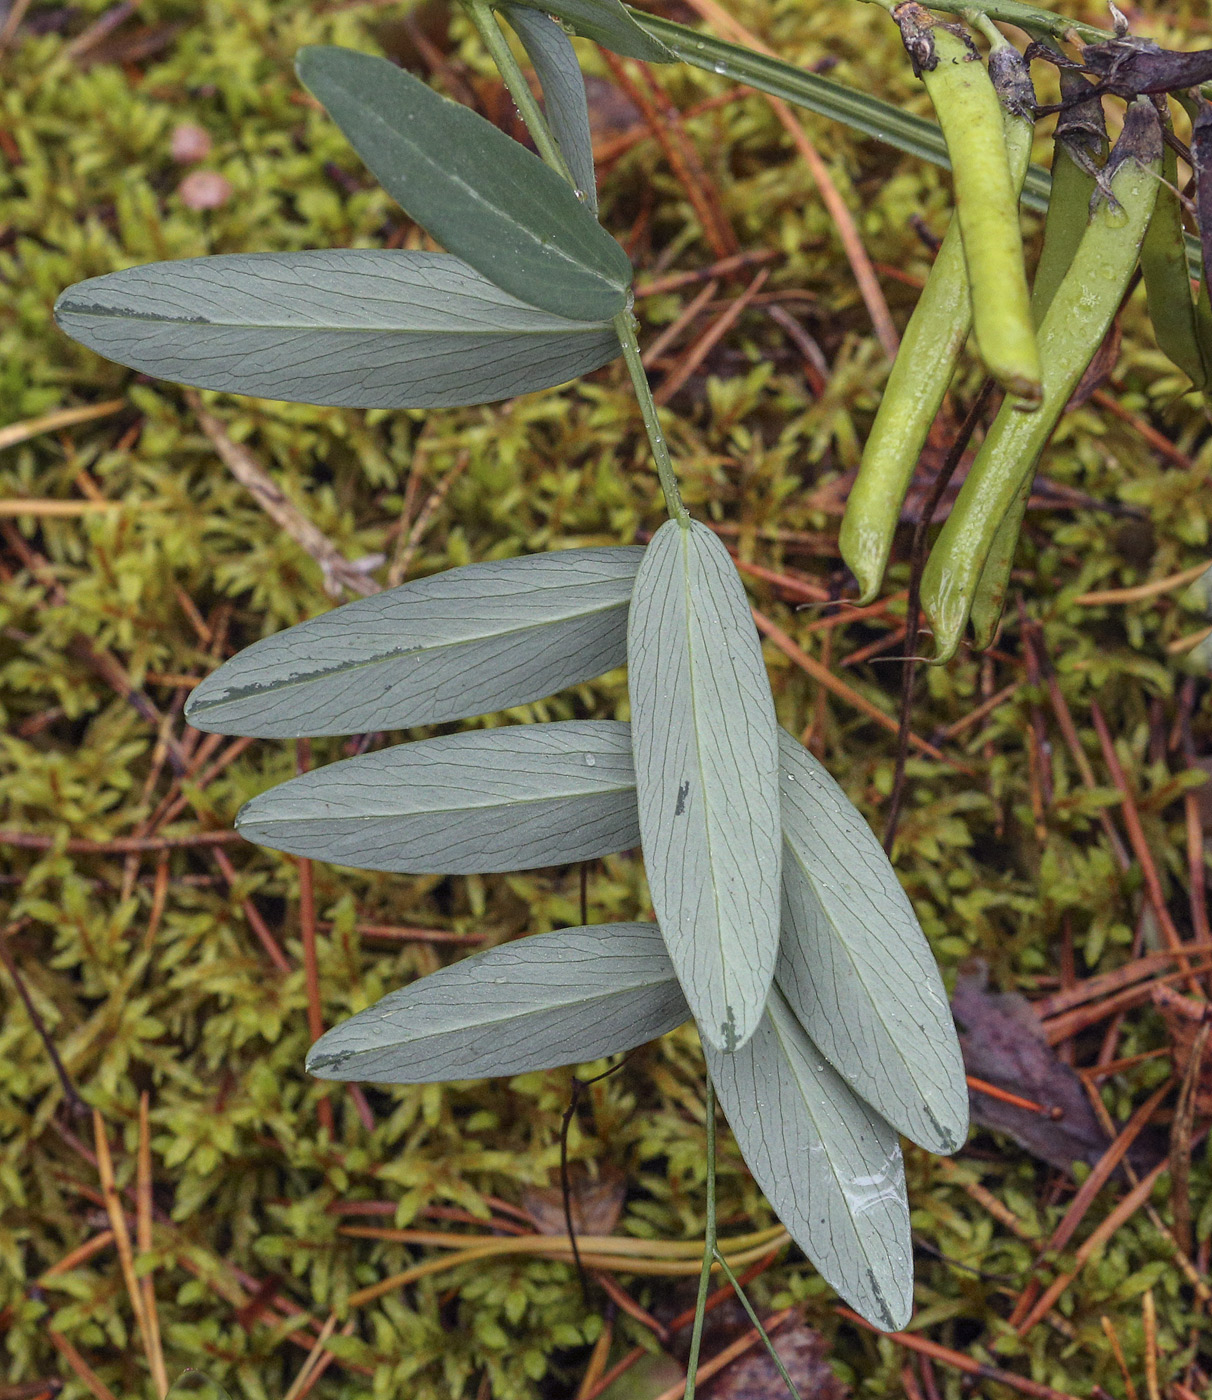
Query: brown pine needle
46,1331,118,1400
1015,1161,1167,1336
680,0,899,360
136,1093,168,1398
752,607,959,767
93,1110,159,1386
654,269,769,406
1100,1315,1139,1400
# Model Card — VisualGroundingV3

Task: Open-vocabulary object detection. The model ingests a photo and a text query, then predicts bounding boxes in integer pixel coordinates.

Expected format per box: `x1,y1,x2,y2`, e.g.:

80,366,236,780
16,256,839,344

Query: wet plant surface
4,0,1212,1396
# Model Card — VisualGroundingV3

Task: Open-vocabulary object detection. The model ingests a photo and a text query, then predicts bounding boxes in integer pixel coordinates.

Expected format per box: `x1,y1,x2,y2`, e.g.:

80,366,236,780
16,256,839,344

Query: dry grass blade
642,279,719,369
575,1312,614,1400
281,1311,338,1400
1170,1018,1210,1255
1073,557,1212,605
838,1307,1084,1400
1008,1081,1171,1329
0,397,125,450
1100,1315,1139,1400
342,1228,789,1308
598,50,738,260
1090,702,1196,975
38,1230,116,1282
386,449,469,587
1142,1289,1159,1400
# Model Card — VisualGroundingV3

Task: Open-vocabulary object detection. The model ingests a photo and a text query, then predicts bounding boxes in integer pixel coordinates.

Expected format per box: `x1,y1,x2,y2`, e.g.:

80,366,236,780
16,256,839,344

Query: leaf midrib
58,300,611,337
241,777,637,826
316,974,679,1064
190,592,631,713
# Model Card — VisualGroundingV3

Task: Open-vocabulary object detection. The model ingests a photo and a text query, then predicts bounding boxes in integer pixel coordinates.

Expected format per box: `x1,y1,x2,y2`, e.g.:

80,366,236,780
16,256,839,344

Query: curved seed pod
1031,69,1106,323
839,27,1035,603
973,70,1107,648
968,467,1030,650
891,2,1040,402
1189,99,1212,375
921,100,1163,663
1141,123,1208,388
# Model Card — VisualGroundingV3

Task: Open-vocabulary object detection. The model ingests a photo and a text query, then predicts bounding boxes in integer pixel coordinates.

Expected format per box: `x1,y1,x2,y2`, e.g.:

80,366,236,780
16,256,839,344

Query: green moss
3,0,1212,1396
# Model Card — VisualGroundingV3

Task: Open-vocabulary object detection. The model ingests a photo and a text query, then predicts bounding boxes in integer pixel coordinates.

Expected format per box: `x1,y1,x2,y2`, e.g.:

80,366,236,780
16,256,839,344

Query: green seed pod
971,68,1108,647
921,99,1163,664
968,469,1029,650
1031,69,1106,324
891,2,1040,402
1141,121,1209,388
839,29,1035,604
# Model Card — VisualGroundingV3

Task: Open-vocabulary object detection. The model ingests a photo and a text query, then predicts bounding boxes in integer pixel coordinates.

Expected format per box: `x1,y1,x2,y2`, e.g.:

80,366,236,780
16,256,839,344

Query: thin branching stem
684,1074,718,1400
712,1248,803,1399
464,0,688,525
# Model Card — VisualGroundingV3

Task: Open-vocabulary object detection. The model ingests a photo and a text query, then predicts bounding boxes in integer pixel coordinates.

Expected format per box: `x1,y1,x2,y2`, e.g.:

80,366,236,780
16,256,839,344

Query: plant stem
684,1074,718,1400
463,0,574,183
712,1248,803,1399
465,0,687,525
613,310,689,525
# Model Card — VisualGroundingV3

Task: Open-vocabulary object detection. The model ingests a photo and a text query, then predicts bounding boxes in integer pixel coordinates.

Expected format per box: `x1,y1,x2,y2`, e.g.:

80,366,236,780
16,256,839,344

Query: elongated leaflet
1030,69,1106,323
890,2,1040,401
1141,129,1209,388
295,46,632,322
839,29,1034,603
921,100,1163,662
186,548,642,737
628,519,782,1055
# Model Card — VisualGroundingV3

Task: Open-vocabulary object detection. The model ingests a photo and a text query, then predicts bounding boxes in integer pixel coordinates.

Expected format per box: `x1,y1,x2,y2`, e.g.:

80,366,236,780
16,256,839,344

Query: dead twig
189,395,383,598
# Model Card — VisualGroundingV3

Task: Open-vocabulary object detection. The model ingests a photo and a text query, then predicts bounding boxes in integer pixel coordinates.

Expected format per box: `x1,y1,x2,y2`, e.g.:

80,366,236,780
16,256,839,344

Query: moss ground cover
4,0,1212,1395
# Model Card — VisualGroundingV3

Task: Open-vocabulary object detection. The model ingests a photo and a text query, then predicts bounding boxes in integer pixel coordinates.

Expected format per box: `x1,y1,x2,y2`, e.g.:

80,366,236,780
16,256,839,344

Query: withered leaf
953,963,1117,1175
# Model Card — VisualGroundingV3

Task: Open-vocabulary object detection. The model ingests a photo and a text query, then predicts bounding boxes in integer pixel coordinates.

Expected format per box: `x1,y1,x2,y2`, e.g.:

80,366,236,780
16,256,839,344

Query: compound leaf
503,6,598,213
296,45,631,321
185,547,642,737
508,0,674,62
236,720,639,873
307,922,687,1081
706,986,913,1332
53,251,619,408
774,730,968,1155
628,519,782,1054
